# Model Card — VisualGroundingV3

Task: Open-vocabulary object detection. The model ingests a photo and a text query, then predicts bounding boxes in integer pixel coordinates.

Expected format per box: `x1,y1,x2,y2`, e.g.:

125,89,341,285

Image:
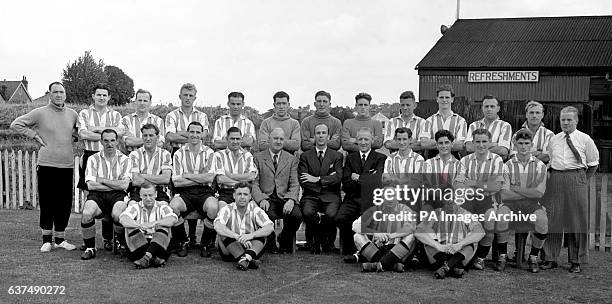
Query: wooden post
600,175,608,252
25,152,31,207
589,176,596,250
10,151,16,209
0,150,4,208
3,150,9,209
17,150,23,208
32,151,37,208
73,156,79,213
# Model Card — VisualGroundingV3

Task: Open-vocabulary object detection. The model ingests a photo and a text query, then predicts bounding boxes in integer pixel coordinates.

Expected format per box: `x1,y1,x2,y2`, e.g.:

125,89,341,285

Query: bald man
252,128,302,254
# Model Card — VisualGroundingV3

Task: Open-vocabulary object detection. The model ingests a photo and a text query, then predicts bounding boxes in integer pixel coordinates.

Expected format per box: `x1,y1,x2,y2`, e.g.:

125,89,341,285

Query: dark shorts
503,199,543,215
129,184,170,202
217,188,234,204
87,190,126,218
176,185,215,217
78,150,98,190
462,195,495,216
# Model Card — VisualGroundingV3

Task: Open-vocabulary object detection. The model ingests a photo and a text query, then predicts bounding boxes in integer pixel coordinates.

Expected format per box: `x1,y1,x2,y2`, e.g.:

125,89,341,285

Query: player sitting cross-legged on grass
347,194,417,273
214,182,274,271
416,200,485,279
119,183,178,269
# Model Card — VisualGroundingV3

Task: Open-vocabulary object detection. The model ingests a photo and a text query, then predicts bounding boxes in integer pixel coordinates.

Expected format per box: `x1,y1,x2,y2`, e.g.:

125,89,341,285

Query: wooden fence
0,149,610,251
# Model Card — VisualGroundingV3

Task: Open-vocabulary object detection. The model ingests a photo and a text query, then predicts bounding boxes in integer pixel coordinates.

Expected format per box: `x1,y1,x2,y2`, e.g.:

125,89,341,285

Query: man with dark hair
341,93,383,153
253,128,302,253
10,81,79,252
541,106,599,273
298,123,343,254
259,91,301,154
121,89,165,152
214,182,274,271
416,200,485,279
384,91,429,153
465,95,512,158
213,126,258,205
212,92,256,150
383,127,425,189
127,123,172,205
80,129,132,260
77,83,125,251
422,85,467,155
119,183,178,269
454,128,505,271
301,91,342,151
499,129,548,273
336,127,387,258
169,122,218,258
423,130,461,211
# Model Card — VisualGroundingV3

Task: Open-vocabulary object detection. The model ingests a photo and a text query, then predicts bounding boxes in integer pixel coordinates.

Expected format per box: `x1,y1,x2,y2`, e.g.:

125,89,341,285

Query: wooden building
415,15,612,172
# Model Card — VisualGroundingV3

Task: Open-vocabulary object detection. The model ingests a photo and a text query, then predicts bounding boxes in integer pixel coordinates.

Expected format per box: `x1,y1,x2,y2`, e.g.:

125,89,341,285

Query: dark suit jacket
298,147,343,203
342,150,386,210
252,149,300,203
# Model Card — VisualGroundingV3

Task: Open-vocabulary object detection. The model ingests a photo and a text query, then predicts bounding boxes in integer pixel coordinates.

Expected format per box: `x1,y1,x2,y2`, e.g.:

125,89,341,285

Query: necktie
318,151,324,164
361,153,366,168
565,132,582,164
273,154,278,171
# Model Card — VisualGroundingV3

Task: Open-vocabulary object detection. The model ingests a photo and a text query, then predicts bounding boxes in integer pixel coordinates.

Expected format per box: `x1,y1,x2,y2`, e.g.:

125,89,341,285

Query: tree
62,51,107,104
104,65,135,106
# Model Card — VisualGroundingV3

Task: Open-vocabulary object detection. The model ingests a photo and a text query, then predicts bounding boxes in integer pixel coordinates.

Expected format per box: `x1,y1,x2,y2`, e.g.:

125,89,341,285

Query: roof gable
0,81,22,100
416,16,612,70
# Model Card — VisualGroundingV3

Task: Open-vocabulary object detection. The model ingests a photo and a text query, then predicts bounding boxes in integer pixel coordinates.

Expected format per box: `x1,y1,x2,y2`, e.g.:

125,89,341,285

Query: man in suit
335,127,387,259
298,123,343,254
252,128,302,254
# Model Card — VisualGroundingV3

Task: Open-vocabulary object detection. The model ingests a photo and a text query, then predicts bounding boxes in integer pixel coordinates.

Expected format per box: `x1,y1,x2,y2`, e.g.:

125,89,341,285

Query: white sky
1,0,611,112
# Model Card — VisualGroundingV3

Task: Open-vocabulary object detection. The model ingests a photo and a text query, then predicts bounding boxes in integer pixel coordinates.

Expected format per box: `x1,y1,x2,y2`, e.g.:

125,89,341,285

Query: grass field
1,209,611,304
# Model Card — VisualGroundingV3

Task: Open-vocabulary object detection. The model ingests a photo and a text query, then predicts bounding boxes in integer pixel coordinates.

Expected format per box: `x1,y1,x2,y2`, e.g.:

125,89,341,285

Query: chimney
22,76,28,90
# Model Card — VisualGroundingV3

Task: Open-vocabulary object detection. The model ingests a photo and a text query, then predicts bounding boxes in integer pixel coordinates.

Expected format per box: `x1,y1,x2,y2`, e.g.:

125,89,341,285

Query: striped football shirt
121,112,166,143
215,201,273,235
212,114,257,141
164,107,210,147
425,111,468,141
120,201,178,235
384,150,425,174
353,201,416,244
466,118,513,150
455,151,505,185
384,115,429,142
129,147,172,175
423,155,461,187
78,105,124,151
429,207,481,245
85,151,132,183
502,155,547,195
510,122,554,156
212,148,258,176
171,144,215,180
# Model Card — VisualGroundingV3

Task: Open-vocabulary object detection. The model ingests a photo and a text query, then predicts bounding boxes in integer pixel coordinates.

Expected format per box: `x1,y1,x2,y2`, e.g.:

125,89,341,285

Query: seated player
80,129,131,260
499,129,548,273
382,127,425,199
453,128,505,271
119,183,178,269
213,126,258,205
214,182,274,271
422,130,461,211
128,123,172,205
416,200,485,279
169,122,218,258
348,195,416,273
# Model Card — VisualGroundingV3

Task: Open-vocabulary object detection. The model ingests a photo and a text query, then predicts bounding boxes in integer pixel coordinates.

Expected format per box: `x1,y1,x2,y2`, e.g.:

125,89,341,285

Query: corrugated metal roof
418,75,590,102
417,16,612,69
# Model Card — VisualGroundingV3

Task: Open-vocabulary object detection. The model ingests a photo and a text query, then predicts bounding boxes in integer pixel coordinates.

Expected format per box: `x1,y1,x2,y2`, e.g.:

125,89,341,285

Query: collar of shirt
184,144,207,154
223,114,247,121
434,110,457,117
130,112,154,120
476,117,501,127
138,146,161,157
521,121,545,130
510,154,537,165
433,154,458,163
391,150,416,160
225,147,247,158
100,150,123,162
89,104,110,115
393,115,419,123
137,201,162,216
469,151,494,161
269,149,281,160
178,107,201,117
315,146,327,156
360,150,371,160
